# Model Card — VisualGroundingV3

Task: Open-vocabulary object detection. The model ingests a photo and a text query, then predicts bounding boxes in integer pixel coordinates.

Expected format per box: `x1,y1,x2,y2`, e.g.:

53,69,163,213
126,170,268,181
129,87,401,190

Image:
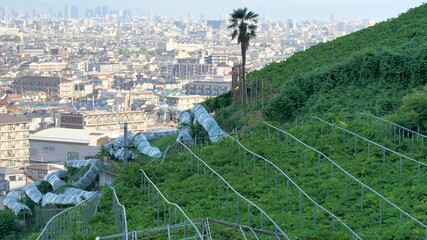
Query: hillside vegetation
88,4,427,240
206,3,427,130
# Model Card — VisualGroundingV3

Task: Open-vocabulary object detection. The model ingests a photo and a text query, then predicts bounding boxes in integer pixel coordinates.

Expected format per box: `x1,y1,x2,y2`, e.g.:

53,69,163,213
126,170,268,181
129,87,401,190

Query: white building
29,128,109,164
165,95,210,111
0,168,26,195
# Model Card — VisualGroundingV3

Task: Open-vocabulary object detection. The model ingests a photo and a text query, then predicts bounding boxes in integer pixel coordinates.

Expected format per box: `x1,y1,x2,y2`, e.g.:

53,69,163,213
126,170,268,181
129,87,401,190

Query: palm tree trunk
241,44,247,105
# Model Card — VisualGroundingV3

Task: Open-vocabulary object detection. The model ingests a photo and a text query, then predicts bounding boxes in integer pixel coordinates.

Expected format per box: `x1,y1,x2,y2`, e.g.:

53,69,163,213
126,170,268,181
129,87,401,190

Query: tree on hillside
228,7,258,105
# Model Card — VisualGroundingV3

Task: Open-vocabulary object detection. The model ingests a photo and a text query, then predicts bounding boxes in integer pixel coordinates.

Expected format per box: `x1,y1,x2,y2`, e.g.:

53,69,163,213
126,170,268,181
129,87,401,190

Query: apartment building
165,95,209,111
0,113,30,168
13,76,72,100
130,90,160,105
58,111,156,137
0,168,26,195
28,62,67,71
169,63,214,80
184,81,231,96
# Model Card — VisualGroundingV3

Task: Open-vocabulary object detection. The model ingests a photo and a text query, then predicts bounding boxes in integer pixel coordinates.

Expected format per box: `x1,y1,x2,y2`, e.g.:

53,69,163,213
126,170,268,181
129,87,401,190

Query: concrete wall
99,170,119,186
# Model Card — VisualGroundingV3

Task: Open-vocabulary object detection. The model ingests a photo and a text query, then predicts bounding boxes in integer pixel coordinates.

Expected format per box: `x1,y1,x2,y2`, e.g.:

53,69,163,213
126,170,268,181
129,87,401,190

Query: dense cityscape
4,2,426,239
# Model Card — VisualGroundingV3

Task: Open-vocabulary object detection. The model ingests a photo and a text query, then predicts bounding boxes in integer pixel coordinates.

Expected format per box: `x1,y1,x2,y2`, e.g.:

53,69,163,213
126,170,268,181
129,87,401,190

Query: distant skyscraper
148,9,154,20
101,6,109,18
123,10,131,19
330,14,335,23
85,8,94,18
71,5,79,18
0,7,6,18
64,4,71,19
95,7,101,17
288,19,296,30
188,11,193,20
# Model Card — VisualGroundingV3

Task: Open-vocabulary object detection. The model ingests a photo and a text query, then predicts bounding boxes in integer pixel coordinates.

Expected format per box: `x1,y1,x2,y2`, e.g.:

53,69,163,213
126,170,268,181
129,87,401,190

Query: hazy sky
2,0,425,20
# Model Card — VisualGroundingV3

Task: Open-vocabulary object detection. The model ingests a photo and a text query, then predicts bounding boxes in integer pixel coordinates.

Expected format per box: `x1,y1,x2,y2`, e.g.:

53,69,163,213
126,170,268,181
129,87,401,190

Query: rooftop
29,128,108,144
0,113,30,124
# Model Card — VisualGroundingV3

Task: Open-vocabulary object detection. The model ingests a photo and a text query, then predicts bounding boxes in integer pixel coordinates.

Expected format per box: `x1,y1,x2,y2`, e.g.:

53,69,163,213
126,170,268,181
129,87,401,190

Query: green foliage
150,134,178,152
86,4,427,239
37,180,53,194
263,49,427,121
0,209,21,239
1,36,21,42
387,91,427,133
118,48,152,56
203,4,427,127
203,91,232,113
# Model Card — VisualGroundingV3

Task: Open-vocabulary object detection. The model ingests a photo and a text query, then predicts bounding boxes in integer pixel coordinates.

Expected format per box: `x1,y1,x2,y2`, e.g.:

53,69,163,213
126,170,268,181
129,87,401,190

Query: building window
67,152,79,160
43,146,55,153
27,171,33,177
38,172,46,178
9,176,16,181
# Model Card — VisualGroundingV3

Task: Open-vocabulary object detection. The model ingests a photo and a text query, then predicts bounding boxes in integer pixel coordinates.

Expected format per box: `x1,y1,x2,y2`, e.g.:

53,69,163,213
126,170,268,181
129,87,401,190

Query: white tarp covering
191,104,227,142
63,187,96,200
44,169,66,191
177,111,194,144
41,192,82,207
105,134,137,160
105,132,162,159
134,134,162,158
24,183,43,203
73,160,102,190
4,191,31,214
143,130,177,141
66,159,97,168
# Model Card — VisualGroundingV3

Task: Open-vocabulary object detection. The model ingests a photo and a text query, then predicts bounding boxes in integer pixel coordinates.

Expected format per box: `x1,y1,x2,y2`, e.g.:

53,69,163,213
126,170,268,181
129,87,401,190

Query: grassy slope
207,4,427,130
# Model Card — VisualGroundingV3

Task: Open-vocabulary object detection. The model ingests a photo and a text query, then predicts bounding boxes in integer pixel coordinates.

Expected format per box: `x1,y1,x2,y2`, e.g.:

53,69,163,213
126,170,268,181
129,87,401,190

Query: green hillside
56,4,427,240
206,3,427,131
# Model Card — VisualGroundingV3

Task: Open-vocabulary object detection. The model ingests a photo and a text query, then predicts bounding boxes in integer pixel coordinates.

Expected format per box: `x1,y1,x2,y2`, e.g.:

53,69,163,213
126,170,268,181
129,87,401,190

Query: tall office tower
330,14,335,23
85,9,94,18
64,4,71,19
123,10,131,19
0,8,5,18
101,6,109,18
148,9,154,20
288,19,296,30
71,5,79,18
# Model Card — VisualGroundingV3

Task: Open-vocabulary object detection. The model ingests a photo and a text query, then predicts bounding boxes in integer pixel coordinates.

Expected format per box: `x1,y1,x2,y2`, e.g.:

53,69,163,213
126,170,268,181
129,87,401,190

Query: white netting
24,183,43,203
41,192,83,207
73,160,102,190
63,187,96,200
4,191,31,214
191,104,227,142
44,170,66,191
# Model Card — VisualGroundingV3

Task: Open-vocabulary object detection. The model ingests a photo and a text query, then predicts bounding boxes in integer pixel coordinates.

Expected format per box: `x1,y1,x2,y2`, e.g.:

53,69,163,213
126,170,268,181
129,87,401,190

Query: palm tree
228,7,258,104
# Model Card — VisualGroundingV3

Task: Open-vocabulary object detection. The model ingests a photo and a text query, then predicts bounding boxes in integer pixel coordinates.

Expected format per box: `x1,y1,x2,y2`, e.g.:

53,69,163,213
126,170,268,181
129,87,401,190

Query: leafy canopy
228,7,259,47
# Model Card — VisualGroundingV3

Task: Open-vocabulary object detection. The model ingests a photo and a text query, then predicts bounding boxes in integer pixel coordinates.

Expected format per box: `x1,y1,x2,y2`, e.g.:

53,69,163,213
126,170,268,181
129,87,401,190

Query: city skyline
1,0,425,20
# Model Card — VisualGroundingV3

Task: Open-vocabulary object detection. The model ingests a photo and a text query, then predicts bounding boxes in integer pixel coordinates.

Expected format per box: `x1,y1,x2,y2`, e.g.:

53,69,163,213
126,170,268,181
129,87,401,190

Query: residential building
184,81,231,96
165,95,209,111
169,63,214,80
58,111,156,137
130,90,160,105
0,114,30,168
25,163,63,181
0,167,26,195
29,128,109,164
83,111,155,136
28,62,67,71
13,76,72,100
